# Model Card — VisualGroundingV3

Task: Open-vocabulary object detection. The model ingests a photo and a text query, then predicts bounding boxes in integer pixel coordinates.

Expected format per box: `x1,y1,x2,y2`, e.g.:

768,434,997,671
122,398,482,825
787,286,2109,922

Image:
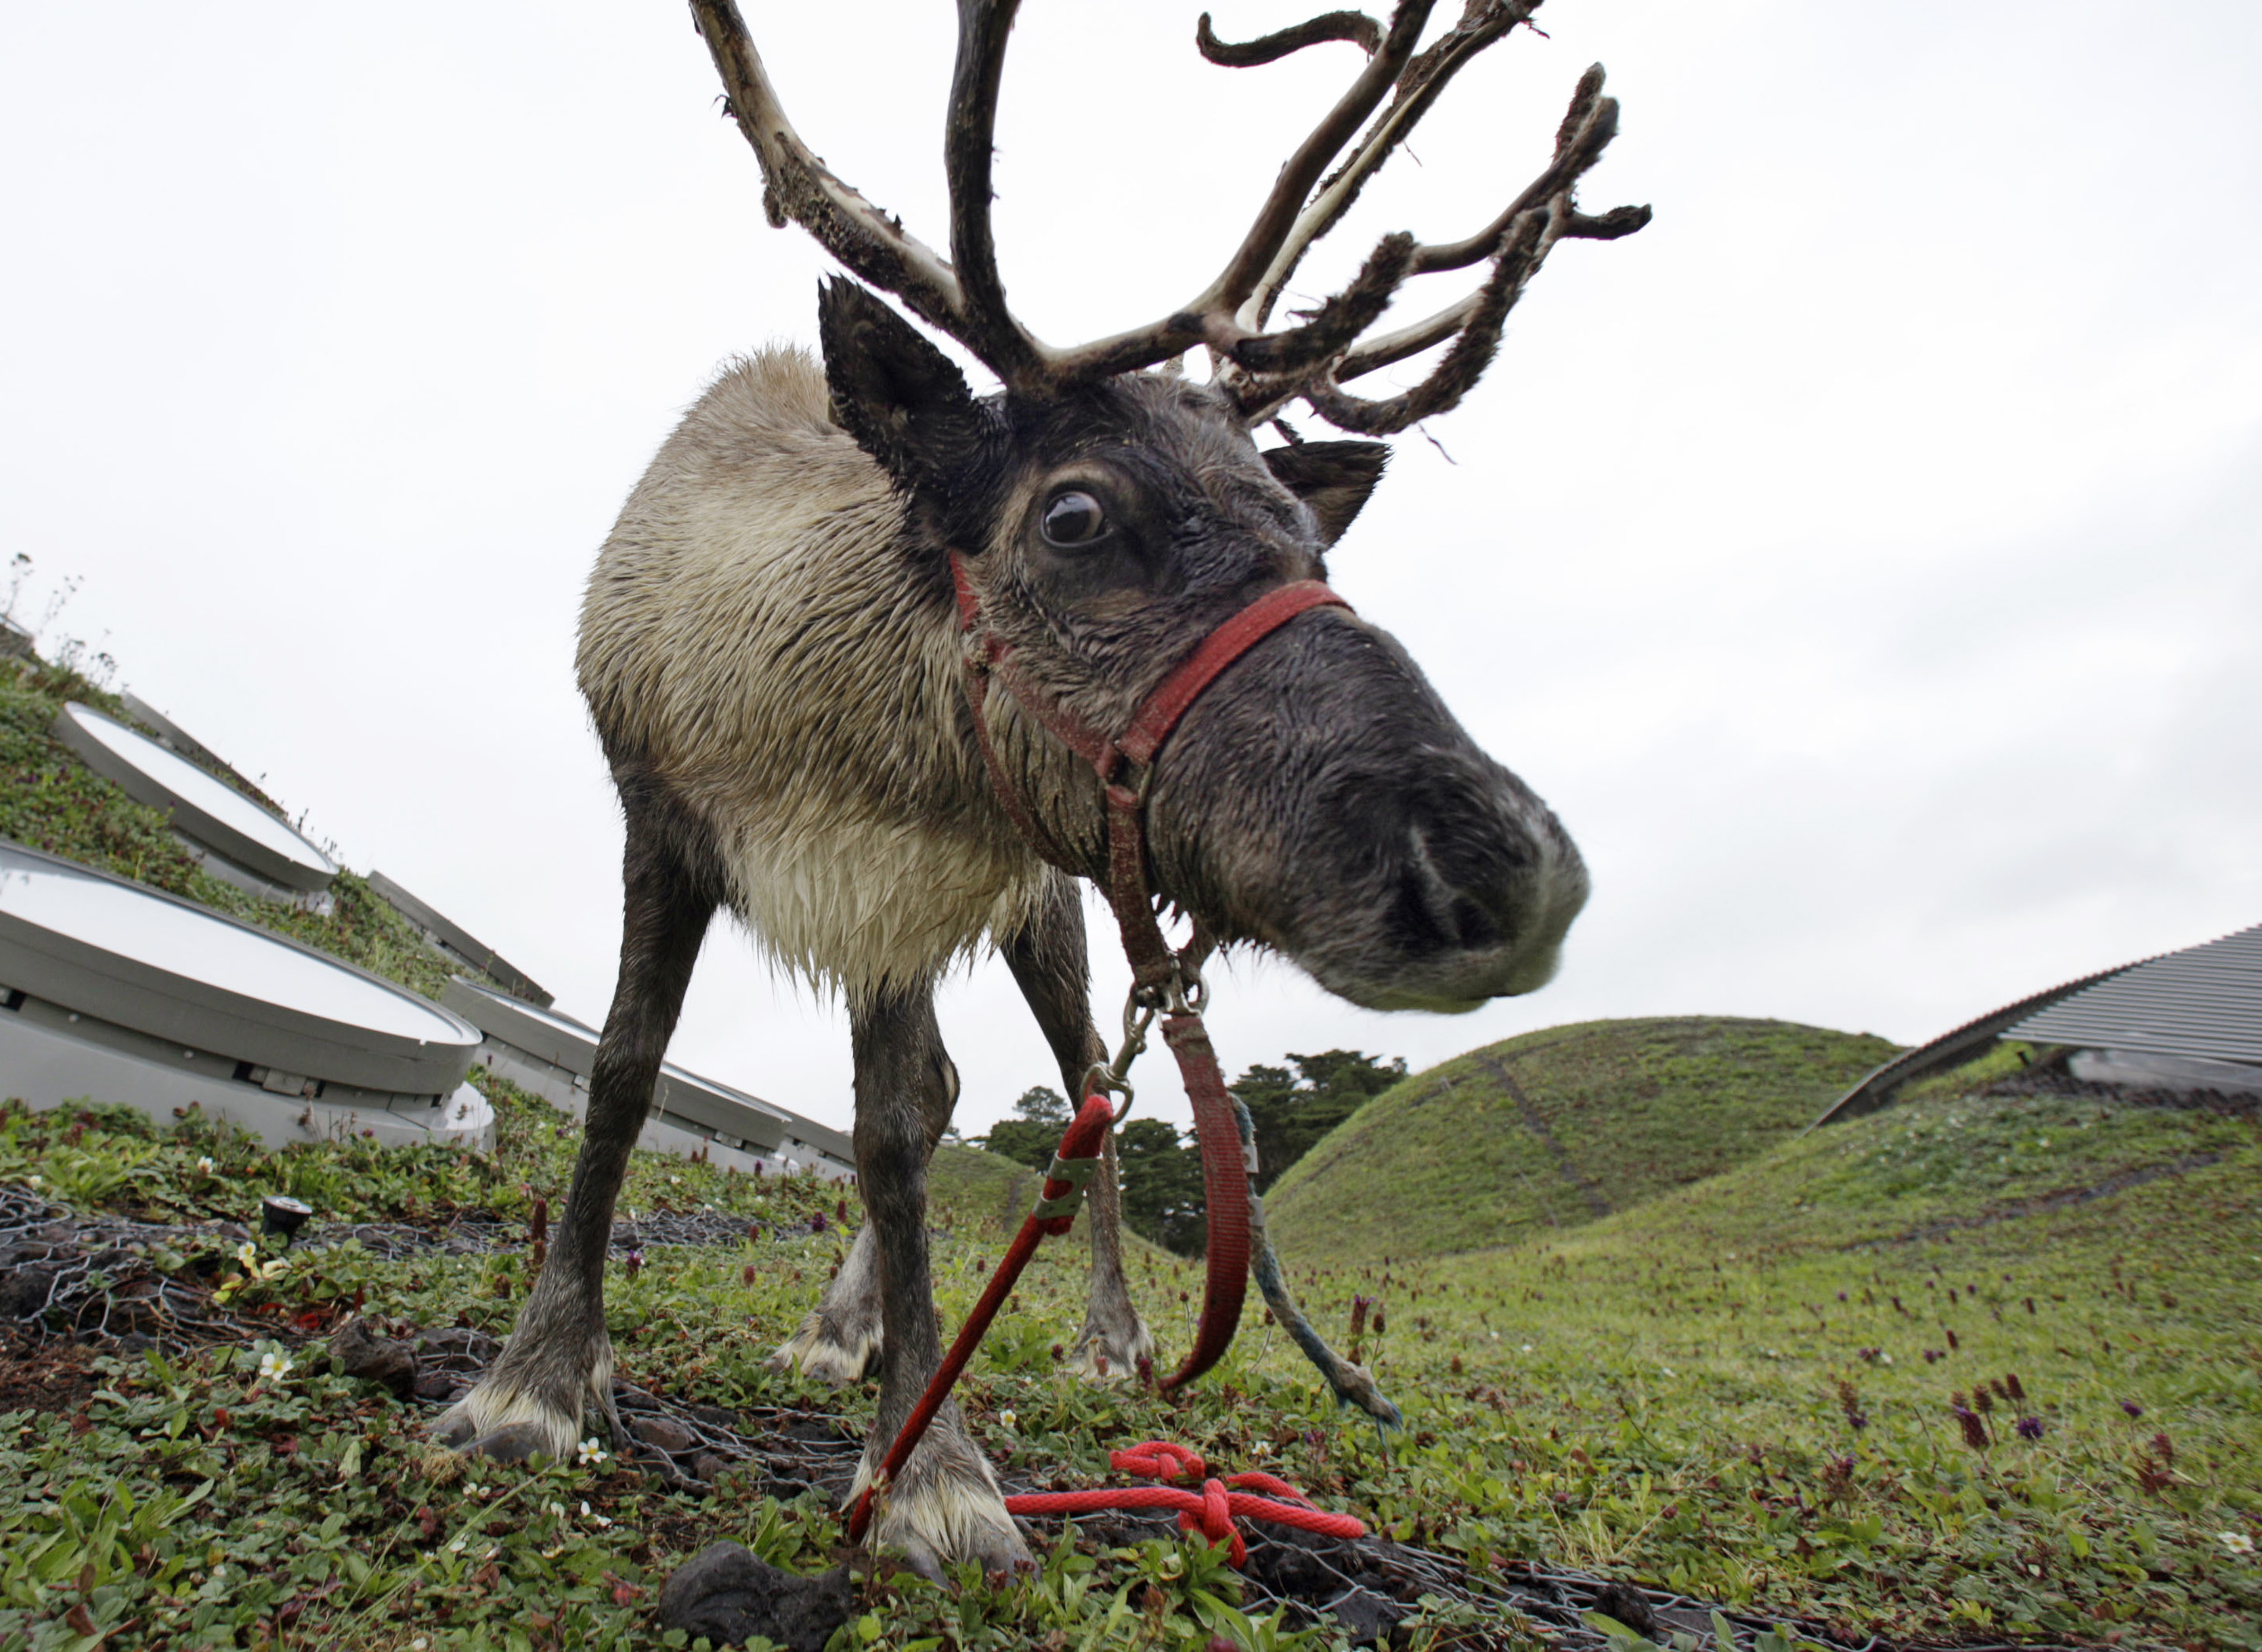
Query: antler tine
1221,67,1646,429
1201,0,1435,325
1195,9,1385,66
1041,0,1433,385
690,0,969,345
947,0,1045,388
1230,231,1416,376
1242,0,1538,332
1407,64,1629,274
1300,201,1558,435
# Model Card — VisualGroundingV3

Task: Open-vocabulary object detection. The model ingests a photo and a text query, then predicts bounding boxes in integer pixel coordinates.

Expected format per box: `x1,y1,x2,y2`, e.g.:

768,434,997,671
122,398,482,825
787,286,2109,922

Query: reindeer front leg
1002,874,1155,1384
844,983,1028,1577
436,816,714,1459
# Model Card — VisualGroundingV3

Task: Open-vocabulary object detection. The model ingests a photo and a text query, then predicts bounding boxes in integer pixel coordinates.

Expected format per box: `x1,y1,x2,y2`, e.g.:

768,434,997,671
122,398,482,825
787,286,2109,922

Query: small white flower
1249,1440,1272,1457
446,1535,466,1554
197,1156,215,1174
26,1175,41,1189
1521,1344,1534,1353
580,1499,612,1529
411,1640,431,1651
1880,1352,1893,1365
2221,1531,2256,1555
576,1437,609,1468
258,1352,294,1383
546,1500,566,1518
669,1175,682,1185
1660,1366,1675,1377
998,1409,1017,1431
237,1242,259,1271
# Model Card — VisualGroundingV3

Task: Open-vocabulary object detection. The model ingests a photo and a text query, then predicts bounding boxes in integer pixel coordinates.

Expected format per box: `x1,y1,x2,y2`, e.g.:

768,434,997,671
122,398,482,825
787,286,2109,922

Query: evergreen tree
1116,1116,1208,1256
1231,1050,1404,1192
969,1084,1069,1172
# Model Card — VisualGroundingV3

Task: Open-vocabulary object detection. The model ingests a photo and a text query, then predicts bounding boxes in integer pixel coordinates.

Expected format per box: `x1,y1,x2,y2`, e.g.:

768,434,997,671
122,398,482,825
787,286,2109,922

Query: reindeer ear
818,278,990,497
1262,440,1390,546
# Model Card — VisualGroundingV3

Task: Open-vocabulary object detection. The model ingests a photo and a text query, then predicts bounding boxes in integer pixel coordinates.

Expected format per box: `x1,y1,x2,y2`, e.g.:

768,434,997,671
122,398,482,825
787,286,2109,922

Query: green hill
1265,1015,1898,1262
1271,1067,2262,1645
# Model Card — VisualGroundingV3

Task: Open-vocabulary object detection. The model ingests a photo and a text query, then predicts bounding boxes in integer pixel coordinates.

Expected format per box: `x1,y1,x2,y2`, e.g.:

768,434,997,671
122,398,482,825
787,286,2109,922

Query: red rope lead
1003,1440,1365,1566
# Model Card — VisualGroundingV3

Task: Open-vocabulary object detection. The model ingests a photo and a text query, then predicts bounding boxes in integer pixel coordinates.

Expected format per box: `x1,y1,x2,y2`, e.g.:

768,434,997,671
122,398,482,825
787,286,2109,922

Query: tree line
967,1050,1406,1255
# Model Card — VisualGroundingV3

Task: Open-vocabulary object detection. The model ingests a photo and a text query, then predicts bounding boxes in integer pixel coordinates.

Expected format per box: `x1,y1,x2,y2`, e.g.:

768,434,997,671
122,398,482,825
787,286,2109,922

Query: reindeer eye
1040,490,1108,547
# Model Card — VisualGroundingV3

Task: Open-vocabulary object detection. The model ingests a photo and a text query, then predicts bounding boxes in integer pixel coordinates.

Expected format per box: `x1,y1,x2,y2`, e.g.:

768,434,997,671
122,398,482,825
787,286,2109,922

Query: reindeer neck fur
576,346,1090,998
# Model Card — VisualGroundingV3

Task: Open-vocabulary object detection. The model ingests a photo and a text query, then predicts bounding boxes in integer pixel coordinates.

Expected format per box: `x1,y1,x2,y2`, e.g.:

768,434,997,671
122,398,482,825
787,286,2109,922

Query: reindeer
436,0,1645,1577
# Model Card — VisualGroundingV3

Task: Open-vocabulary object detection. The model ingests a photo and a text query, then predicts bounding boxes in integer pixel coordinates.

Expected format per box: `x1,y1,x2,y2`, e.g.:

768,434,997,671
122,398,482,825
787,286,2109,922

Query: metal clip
1085,986,1160,1122
1032,1153,1101,1220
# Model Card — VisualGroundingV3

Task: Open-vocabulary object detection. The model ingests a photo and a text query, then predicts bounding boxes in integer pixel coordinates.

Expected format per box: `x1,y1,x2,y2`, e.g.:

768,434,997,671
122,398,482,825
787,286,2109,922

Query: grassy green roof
1264,1014,1899,1263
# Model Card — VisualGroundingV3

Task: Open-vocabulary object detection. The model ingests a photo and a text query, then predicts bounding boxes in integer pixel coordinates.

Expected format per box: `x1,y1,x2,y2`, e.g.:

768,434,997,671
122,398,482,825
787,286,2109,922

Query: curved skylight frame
51,701,337,893
0,838,477,1095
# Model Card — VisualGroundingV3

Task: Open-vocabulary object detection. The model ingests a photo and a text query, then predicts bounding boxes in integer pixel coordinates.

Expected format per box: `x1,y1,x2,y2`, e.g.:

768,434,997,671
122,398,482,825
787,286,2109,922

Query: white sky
2,2,2256,1140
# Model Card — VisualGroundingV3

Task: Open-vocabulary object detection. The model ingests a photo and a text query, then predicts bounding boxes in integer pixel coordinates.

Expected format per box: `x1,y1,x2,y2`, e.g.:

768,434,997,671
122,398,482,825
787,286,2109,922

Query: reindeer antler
688,0,1648,432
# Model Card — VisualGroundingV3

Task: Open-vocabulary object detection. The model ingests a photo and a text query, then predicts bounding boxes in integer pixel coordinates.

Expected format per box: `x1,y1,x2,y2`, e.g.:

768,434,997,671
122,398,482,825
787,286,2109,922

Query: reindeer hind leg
1001,872,1154,1385
435,774,717,1460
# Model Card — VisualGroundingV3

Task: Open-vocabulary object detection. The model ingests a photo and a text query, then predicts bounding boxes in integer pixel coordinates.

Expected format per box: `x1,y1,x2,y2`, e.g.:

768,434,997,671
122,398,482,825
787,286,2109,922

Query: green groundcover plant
0,1058,2255,1650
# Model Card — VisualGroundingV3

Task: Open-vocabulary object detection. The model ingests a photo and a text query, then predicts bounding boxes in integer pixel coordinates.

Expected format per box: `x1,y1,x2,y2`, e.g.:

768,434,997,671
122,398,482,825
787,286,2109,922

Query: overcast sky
2,2,2255,1139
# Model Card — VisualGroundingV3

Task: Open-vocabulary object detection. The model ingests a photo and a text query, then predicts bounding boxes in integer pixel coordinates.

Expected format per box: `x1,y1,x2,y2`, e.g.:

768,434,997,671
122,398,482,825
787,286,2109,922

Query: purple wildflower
2122,1400,2144,1419
2015,1416,2045,1440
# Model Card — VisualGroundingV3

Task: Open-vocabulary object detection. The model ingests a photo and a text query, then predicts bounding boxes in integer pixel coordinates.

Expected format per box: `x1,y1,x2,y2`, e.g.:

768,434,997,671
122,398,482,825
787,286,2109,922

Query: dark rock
102,1297,163,1335
466,1422,555,1465
414,1325,500,1363
0,1265,56,1319
114,1332,158,1356
1590,1580,1657,1636
693,1452,729,1485
632,1415,697,1454
333,1316,419,1400
1331,1587,1405,1647
656,1543,851,1652
778,1415,849,1445
687,1403,741,1429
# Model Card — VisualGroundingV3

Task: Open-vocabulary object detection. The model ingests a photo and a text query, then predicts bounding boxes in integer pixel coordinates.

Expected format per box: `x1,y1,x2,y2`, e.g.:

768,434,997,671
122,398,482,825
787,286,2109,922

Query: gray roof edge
2003,918,2262,1061
369,871,551,1006
1805,958,2148,1131
117,690,239,779
443,977,597,1076
441,977,855,1164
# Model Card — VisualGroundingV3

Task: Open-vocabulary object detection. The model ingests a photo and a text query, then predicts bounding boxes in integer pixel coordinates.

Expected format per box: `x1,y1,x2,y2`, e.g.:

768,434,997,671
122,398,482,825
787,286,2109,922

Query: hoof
430,1381,590,1465
853,1423,1029,1582
465,1422,555,1466
1067,1316,1156,1386
657,1543,851,1652
771,1311,881,1386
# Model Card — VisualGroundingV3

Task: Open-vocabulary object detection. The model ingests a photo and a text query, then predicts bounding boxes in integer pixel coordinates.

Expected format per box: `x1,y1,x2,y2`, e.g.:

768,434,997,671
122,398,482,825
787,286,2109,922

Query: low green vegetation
1266,1018,1898,1264
0,654,454,998
2,1052,2256,1649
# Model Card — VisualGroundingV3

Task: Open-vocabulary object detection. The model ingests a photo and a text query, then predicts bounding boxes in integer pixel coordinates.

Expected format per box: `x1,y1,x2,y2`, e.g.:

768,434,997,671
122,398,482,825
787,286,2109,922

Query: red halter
946,552,1349,990
947,549,1350,1392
